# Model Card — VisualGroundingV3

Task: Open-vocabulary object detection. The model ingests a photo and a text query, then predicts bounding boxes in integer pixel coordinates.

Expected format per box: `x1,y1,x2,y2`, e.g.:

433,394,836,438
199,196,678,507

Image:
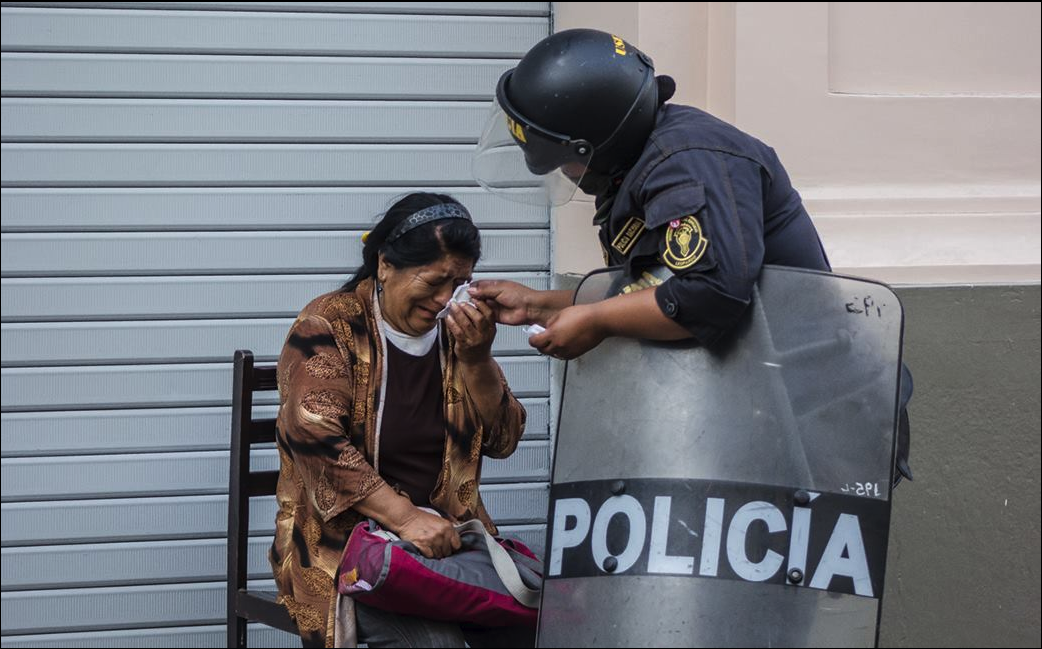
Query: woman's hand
445,300,496,365
354,484,461,559
446,299,508,426
396,507,461,559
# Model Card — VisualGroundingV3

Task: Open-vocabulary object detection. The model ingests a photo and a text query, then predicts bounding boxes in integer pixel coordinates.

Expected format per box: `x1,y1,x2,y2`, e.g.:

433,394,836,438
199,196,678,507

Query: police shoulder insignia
662,215,708,270
611,217,645,256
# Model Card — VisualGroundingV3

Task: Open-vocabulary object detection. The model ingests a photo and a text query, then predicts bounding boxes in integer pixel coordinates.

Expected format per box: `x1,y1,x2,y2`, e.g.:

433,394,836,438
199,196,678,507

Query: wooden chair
227,350,297,647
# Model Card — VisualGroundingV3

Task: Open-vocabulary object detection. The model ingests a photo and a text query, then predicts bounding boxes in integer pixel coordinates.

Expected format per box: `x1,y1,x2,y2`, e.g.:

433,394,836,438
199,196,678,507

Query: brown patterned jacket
268,278,527,646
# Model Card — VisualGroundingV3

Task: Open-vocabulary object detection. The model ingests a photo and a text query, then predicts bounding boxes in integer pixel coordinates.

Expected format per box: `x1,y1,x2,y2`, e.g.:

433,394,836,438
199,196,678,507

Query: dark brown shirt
379,339,445,507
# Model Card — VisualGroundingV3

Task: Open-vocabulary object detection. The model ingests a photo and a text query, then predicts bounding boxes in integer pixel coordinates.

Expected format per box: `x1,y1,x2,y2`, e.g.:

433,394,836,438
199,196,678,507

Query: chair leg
229,616,247,648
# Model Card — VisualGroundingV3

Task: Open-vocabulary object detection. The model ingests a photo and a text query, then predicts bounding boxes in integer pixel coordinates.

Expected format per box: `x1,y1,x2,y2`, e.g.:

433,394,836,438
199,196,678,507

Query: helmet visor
472,97,594,207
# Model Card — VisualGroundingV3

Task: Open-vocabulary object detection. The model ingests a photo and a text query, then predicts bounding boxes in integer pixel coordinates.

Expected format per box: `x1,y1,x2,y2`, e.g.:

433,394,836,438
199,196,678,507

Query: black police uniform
597,103,831,347
595,103,912,482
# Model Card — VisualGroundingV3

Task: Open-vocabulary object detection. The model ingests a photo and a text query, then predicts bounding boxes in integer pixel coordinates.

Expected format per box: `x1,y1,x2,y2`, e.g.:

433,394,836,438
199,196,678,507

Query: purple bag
336,519,542,628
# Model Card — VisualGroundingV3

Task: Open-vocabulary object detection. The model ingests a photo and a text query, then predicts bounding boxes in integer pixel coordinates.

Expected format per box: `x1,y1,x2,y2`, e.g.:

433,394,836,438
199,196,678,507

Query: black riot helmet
473,29,666,205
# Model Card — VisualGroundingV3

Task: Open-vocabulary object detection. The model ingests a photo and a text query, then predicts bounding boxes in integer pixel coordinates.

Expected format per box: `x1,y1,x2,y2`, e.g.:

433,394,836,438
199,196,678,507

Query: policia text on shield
469,29,914,647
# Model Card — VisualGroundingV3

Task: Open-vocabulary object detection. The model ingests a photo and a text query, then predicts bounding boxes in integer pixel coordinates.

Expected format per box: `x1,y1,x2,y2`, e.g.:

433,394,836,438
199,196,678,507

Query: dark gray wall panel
1,143,522,186
1,357,548,410
0,7,546,57
1,230,549,276
0,187,548,231
879,284,1041,649
1,99,492,143
0,272,550,321
0,400,549,456
1,484,547,546
0,53,513,100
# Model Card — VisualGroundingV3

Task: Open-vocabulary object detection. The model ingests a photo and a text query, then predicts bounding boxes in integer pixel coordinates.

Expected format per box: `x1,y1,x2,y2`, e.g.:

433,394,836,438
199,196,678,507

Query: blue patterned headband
384,203,472,245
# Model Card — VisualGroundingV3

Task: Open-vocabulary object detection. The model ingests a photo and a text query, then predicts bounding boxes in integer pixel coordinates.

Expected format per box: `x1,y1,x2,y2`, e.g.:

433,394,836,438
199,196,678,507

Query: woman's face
378,252,475,336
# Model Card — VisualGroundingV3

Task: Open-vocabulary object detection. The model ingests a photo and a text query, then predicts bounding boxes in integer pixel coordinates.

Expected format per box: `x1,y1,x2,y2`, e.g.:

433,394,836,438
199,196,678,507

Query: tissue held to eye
437,281,475,319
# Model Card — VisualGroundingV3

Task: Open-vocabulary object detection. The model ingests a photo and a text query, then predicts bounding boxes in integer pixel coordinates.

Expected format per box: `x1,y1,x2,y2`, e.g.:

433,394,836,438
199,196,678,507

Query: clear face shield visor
472,96,595,207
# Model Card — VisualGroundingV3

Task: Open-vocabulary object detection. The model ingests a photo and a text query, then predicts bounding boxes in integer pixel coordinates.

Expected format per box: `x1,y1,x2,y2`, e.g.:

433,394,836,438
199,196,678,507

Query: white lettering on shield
548,494,873,597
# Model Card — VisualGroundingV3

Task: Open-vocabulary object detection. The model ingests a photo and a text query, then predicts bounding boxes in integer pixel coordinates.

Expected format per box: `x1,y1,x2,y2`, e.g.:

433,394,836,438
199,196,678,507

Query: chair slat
248,419,278,445
248,471,281,498
252,367,279,392
236,590,297,633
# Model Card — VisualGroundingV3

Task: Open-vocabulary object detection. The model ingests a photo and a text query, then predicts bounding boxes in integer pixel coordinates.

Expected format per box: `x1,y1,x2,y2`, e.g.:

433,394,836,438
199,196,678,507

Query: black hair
340,192,481,292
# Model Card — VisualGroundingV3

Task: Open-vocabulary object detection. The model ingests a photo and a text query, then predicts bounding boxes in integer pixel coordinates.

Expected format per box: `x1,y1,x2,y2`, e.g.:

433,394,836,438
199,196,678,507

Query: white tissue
436,282,474,319
523,324,546,337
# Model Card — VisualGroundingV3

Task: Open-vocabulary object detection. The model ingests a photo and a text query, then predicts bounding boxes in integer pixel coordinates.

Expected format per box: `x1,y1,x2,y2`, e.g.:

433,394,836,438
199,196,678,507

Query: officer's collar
591,193,616,226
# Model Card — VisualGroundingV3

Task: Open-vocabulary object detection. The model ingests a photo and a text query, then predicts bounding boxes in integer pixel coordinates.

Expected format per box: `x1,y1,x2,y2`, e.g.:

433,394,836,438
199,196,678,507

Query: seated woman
270,193,529,648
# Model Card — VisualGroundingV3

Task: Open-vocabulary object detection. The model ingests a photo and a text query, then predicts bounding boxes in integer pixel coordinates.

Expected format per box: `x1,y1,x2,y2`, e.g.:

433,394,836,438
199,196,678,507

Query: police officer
470,28,911,483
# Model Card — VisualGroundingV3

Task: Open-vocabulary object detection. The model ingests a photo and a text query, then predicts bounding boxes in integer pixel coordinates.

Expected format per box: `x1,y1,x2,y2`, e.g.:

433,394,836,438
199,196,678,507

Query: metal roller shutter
1,3,551,645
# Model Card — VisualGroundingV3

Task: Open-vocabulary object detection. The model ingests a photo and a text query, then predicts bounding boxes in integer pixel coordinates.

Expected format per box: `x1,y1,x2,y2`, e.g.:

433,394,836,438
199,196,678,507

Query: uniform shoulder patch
662,215,708,270
611,217,646,256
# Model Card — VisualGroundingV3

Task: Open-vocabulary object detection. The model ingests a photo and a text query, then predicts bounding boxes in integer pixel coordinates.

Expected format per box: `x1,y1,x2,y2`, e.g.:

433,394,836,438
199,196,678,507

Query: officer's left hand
528,304,607,360
446,300,496,364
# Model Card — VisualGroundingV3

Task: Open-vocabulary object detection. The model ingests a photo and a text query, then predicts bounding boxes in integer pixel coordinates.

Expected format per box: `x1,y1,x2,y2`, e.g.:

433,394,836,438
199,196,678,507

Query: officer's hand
396,507,461,559
467,280,535,326
529,304,608,360
445,300,496,364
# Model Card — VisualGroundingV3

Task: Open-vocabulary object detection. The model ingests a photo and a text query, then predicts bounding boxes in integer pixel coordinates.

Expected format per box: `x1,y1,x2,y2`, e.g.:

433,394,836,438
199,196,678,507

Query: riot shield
538,266,903,648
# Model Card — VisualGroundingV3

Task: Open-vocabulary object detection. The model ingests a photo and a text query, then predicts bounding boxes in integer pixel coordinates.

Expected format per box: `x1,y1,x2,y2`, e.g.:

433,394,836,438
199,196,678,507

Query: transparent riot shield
538,266,903,648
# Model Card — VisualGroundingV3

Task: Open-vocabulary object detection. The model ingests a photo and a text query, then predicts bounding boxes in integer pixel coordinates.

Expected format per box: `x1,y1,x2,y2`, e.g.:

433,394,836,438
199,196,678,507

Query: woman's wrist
355,483,416,532
456,356,506,427
456,349,494,368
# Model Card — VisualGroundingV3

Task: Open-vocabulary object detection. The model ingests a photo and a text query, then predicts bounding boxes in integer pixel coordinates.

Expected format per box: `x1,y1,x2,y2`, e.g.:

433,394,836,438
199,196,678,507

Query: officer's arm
589,288,692,340
529,289,575,323
468,280,573,326
637,151,766,347
528,288,691,359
